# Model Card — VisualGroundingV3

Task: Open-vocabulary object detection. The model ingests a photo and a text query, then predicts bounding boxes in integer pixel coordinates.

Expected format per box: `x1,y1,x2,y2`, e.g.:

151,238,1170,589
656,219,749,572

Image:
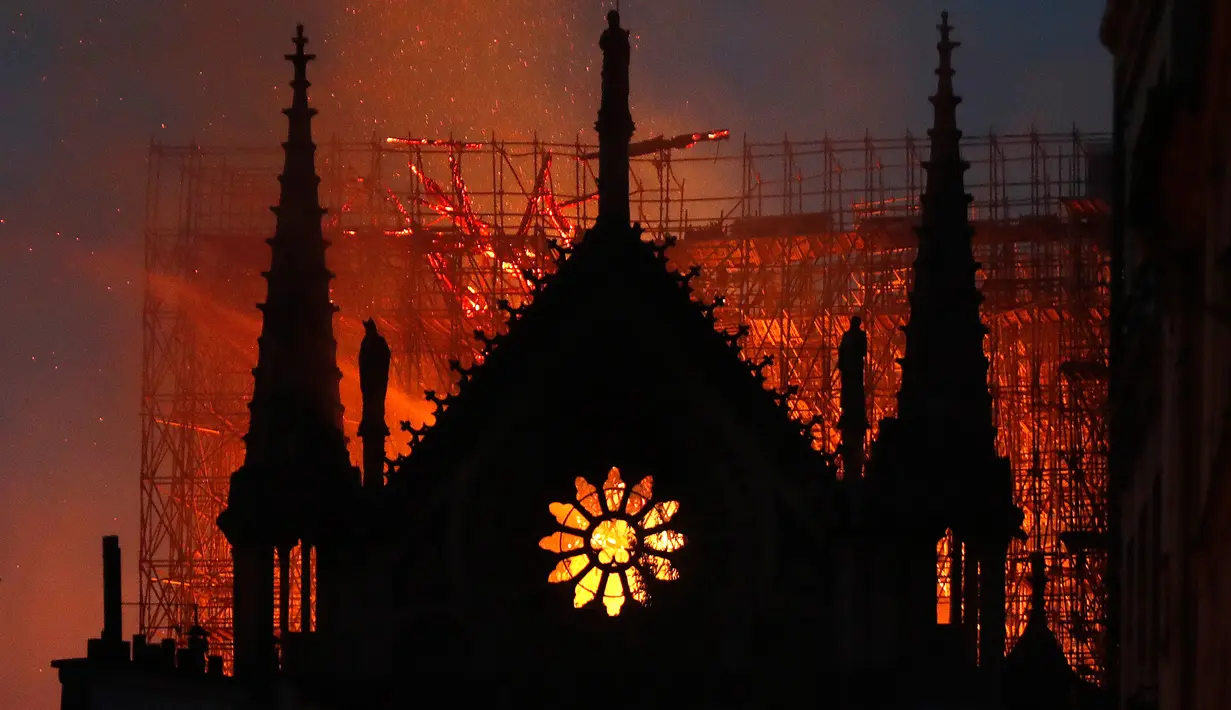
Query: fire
143,131,1108,682
385,137,484,150
687,129,731,146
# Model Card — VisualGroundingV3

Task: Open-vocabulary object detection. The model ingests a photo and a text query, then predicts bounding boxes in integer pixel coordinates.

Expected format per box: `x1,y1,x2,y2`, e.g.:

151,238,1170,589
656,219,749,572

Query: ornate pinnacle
938,12,958,58
596,10,635,230
284,24,317,125
287,24,315,82
292,24,309,56
935,12,960,90
277,23,322,221
925,10,968,195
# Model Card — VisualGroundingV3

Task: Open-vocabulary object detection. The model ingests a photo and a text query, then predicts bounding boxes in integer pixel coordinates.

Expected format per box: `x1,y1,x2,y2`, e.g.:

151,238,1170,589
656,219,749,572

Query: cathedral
53,11,1106,710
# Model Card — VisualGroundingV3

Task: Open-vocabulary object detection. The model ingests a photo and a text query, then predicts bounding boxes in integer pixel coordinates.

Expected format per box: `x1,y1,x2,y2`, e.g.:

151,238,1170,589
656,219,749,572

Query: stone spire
896,11,1022,670
595,10,635,230
894,10,989,439
234,22,349,498
890,12,1020,534
248,23,346,457
218,24,352,679
864,11,1023,673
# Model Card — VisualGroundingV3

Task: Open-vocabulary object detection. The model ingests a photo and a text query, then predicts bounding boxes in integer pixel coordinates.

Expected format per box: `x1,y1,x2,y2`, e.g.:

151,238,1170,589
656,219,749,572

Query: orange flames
145,270,430,465
142,133,1108,684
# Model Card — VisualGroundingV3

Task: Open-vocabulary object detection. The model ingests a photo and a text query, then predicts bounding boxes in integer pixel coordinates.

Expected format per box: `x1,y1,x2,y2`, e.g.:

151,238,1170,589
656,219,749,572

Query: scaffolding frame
140,129,1110,681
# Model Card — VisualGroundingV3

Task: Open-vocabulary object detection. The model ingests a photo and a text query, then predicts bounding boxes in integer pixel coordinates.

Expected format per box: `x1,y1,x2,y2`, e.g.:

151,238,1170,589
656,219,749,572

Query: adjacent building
1101,1,1227,708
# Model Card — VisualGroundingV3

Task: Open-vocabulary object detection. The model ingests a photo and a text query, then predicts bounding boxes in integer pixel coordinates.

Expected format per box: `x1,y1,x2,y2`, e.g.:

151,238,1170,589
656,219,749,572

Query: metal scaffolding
140,129,1110,681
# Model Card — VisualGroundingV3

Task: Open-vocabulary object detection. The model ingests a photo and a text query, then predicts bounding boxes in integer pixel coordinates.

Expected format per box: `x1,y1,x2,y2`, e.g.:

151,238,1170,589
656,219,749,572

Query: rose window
539,466,687,616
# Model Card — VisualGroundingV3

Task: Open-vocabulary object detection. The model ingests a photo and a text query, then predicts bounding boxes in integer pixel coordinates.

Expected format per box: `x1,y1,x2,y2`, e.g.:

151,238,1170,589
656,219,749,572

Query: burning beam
385,136,484,150
581,129,731,160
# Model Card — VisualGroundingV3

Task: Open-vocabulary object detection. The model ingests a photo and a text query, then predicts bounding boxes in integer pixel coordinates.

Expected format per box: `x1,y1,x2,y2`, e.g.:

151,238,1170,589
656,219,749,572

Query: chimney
102,536,122,645
132,633,149,667
159,638,177,672
184,614,210,675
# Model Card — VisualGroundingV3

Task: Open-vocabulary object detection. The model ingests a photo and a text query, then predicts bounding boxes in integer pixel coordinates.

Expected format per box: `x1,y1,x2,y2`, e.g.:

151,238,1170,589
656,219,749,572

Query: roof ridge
391,229,831,478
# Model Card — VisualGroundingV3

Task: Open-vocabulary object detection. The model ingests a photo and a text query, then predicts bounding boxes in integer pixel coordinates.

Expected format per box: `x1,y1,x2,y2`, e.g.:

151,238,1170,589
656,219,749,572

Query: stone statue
838,316,868,478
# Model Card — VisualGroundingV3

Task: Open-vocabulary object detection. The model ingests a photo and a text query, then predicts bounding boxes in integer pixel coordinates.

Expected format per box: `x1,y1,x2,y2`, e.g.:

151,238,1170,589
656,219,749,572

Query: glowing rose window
539,466,686,616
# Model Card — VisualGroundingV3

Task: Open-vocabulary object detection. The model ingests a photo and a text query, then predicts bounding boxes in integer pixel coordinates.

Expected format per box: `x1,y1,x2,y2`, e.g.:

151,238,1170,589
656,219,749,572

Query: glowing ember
385,137,484,150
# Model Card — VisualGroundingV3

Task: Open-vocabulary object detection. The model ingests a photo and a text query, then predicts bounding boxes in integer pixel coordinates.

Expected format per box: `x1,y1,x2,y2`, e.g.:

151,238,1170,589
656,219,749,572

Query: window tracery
540,466,686,616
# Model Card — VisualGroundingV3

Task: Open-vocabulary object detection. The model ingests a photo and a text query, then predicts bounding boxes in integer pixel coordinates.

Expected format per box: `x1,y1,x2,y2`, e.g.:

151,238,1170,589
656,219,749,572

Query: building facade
52,11,1106,709
1101,1,1227,708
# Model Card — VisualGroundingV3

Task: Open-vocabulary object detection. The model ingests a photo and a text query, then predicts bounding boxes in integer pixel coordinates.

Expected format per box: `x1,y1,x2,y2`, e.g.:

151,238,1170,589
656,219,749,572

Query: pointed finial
286,23,315,66
922,7,968,201
936,10,960,60
293,24,307,56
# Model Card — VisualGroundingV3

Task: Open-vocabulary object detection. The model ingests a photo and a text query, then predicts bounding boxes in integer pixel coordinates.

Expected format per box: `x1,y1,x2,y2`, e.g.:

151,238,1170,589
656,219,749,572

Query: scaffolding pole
139,130,1111,682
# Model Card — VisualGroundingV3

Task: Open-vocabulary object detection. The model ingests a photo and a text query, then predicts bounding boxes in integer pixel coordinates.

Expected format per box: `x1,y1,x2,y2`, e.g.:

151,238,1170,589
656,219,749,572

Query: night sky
0,1,1109,706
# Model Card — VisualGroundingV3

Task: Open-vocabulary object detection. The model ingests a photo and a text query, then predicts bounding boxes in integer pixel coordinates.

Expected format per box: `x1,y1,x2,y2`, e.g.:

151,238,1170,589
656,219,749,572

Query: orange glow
547,554,589,584
145,271,430,463
638,554,680,582
591,519,636,565
144,131,1108,680
601,467,626,513
543,467,686,616
549,502,590,532
385,136,484,150
640,501,679,531
685,129,731,148
643,530,686,554
625,478,652,517
575,477,603,517
602,573,626,616
625,568,649,605
937,531,955,625
539,532,586,555
574,568,603,609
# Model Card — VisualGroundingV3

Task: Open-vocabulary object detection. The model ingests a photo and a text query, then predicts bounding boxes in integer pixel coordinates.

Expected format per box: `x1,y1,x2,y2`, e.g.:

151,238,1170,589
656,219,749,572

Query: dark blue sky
0,1,1109,706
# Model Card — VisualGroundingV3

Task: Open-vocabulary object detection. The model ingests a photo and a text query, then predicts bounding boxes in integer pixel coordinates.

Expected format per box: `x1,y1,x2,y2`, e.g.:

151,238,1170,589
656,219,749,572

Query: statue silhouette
839,316,868,479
